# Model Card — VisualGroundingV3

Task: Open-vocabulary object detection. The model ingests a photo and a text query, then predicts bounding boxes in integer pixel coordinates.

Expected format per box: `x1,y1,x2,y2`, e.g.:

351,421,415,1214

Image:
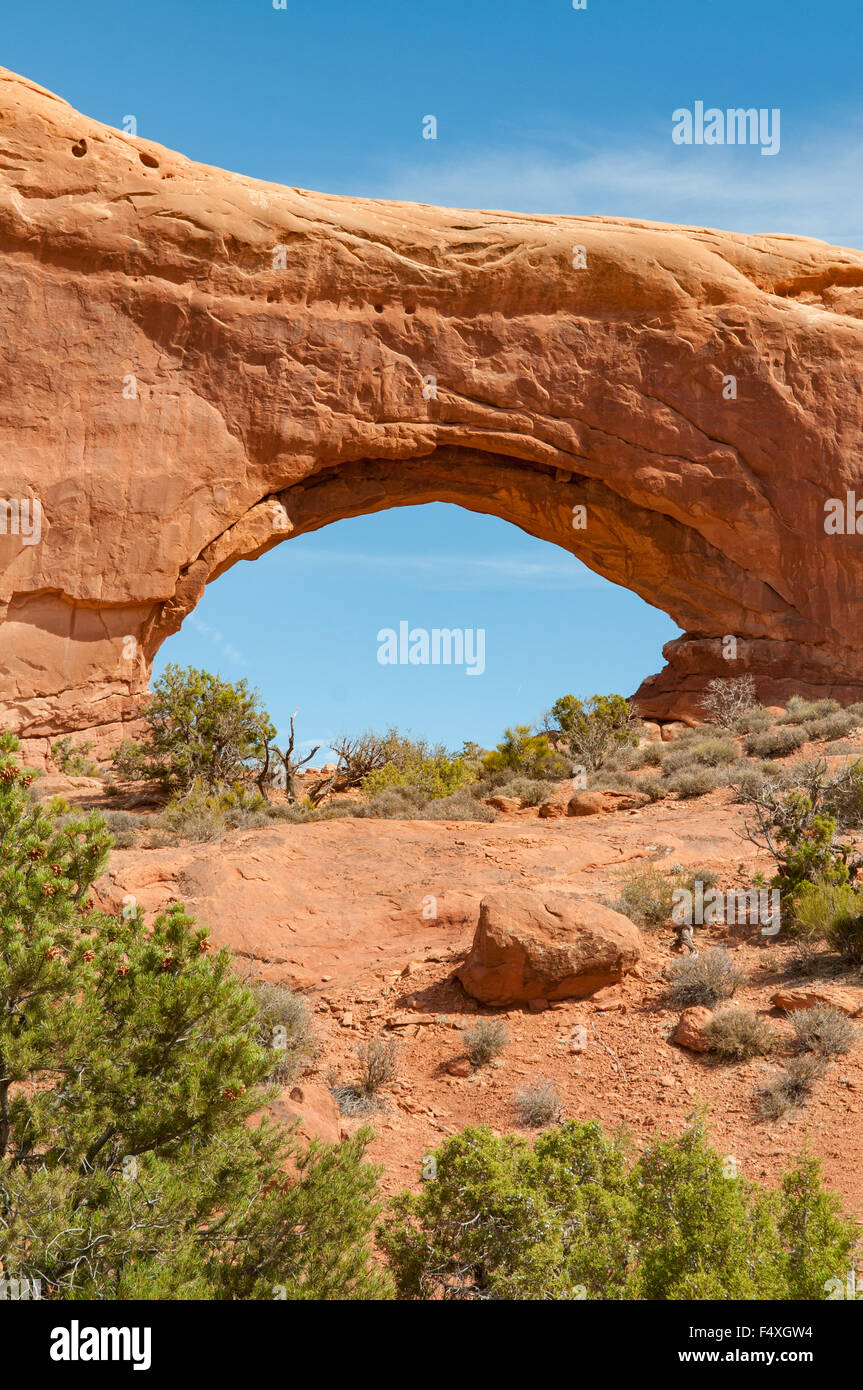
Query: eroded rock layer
2,67,863,757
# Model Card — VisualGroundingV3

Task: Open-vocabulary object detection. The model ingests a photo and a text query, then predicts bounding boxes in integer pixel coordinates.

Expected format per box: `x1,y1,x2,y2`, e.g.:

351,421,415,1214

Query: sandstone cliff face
2,66,863,758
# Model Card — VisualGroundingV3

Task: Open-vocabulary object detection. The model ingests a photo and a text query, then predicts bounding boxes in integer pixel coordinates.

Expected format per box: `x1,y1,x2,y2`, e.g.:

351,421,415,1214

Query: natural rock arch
3,66,863,760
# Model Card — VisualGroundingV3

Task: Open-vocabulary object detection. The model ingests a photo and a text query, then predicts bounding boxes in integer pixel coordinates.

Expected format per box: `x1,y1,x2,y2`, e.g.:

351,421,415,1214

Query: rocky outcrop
4,67,863,757
458,889,642,1004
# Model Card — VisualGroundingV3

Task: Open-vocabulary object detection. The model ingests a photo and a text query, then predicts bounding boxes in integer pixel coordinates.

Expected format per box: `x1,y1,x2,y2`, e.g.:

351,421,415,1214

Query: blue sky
7,0,860,756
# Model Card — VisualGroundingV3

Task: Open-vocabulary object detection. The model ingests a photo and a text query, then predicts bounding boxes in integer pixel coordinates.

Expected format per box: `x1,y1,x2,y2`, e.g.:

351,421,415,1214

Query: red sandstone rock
458,889,642,1004
771,987,862,1018
3,68,863,752
672,1006,714,1052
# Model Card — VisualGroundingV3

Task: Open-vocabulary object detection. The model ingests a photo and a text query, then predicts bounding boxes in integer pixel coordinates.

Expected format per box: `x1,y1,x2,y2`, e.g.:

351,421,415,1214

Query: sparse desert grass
705,1008,774,1061
101,809,149,849
251,980,317,1083
514,1079,562,1128
790,1005,858,1057
755,1054,826,1119
613,864,718,930
330,1036,399,1115
464,1018,509,1068
667,948,745,1007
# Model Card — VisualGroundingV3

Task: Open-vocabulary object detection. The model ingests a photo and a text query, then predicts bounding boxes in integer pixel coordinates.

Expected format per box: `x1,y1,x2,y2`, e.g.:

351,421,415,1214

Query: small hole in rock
405,304,416,314
71,139,87,157
374,303,384,313
139,151,159,169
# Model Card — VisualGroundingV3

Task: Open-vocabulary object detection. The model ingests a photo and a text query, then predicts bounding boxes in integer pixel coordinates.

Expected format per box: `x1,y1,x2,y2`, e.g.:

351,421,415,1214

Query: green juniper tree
0,732,387,1299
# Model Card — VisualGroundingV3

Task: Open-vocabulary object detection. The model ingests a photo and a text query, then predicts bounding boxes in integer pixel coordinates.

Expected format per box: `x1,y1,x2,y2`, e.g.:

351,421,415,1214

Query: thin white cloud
373,125,863,249
277,548,609,590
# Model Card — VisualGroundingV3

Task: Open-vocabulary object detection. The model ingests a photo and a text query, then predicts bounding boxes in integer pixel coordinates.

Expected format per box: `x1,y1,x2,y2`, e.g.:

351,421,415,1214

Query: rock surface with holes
4,66,863,758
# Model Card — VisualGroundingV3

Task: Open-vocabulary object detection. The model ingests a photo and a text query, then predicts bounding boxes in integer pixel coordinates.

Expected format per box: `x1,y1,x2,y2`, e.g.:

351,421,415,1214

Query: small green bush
514,1080,562,1128
160,780,271,841
546,693,640,772
705,1008,774,1061
362,751,473,801
792,880,863,962
482,726,567,780
667,948,745,1007
464,1018,509,1068
50,736,98,777
790,1005,858,1057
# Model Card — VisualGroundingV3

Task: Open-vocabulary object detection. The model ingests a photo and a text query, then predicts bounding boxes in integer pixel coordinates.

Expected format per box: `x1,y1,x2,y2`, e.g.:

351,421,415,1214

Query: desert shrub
705,1009,774,1061
821,759,863,830
700,675,760,732
514,1079,563,1128
806,712,861,742
790,1005,858,1057
160,780,271,841
99,809,149,849
662,737,737,773
50,736,98,777
664,767,719,798
733,759,854,895
778,696,841,725
734,706,773,734
0,732,387,1300
494,775,551,806
744,726,808,759
464,1018,509,1068
419,790,497,822
638,774,668,802
667,948,745,1007
362,749,473,801
250,981,317,1083
791,880,863,961
614,865,717,930
589,769,638,792
755,1055,826,1119
331,1037,400,1115
482,725,567,780
615,865,677,928
378,1115,858,1300
364,785,428,818
727,759,786,800
545,693,640,772
112,665,275,794
633,742,663,768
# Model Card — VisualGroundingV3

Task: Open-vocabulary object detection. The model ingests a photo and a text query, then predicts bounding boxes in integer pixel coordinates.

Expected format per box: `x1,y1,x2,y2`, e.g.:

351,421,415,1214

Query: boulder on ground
672,1005,714,1052
771,987,862,1018
458,889,642,1005
567,790,650,816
